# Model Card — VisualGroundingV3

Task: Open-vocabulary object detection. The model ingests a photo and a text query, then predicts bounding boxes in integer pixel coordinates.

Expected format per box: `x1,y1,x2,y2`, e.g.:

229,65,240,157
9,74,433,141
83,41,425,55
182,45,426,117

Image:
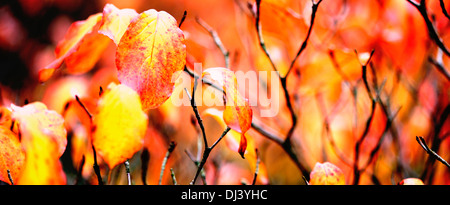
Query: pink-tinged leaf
398,178,424,185
99,4,138,45
116,9,186,111
11,102,67,157
309,162,345,185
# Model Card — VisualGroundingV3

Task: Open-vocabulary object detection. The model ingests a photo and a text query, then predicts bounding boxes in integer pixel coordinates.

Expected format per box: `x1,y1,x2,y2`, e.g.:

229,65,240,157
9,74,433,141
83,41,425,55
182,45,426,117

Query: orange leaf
11,102,67,157
39,12,110,82
99,4,138,45
398,178,424,185
0,106,13,131
16,121,66,185
116,9,186,111
309,162,345,185
92,83,148,169
202,68,253,158
0,126,24,185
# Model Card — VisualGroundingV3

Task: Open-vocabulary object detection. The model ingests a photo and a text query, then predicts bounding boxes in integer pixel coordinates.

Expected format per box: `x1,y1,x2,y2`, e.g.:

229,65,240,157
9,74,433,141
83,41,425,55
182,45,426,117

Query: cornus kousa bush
0,0,449,185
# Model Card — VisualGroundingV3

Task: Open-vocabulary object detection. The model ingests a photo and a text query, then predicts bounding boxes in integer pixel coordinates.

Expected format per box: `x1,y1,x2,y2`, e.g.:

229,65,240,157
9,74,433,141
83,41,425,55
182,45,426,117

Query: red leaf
116,9,186,111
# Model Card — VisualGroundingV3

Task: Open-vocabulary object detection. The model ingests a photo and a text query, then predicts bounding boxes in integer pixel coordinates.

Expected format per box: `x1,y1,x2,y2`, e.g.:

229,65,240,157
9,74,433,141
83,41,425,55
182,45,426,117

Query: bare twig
124,160,131,185
195,17,230,68
75,95,103,185
141,148,150,185
7,169,13,185
407,0,450,57
170,168,178,185
74,155,85,185
416,136,450,169
286,0,323,77
190,127,231,185
440,0,450,21
179,10,187,28
159,141,177,185
428,56,450,82
185,150,207,185
252,148,261,185
255,0,279,74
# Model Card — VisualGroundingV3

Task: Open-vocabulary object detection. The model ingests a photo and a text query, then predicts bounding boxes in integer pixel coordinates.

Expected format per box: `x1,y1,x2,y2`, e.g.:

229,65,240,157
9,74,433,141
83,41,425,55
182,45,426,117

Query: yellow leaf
92,83,148,169
16,119,66,185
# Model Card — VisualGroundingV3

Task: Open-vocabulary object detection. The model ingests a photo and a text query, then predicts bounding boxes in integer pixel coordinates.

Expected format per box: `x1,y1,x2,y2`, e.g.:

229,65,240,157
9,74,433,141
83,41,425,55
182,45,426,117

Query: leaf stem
75,95,103,185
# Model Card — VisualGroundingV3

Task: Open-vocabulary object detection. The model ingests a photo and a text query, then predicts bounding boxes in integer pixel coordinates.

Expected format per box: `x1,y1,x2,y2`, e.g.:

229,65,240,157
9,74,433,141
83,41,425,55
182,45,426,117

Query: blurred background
0,0,449,185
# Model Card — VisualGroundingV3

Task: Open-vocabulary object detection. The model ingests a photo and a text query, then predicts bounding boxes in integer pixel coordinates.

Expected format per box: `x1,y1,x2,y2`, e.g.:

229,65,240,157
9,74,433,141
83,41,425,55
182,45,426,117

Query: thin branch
286,0,323,77
440,0,450,21
190,127,231,185
407,0,450,57
185,77,208,148
141,148,150,185
428,56,450,82
170,168,178,185
352,49,376,185
252,148,261,185
185,150,207,185
7,169,13,185
74,95,103,185
255,0,279,74
179,10,187,28
74,155,85,185
195,17,230,68
159,141,177,185
124,160,131,185
416,136,450,169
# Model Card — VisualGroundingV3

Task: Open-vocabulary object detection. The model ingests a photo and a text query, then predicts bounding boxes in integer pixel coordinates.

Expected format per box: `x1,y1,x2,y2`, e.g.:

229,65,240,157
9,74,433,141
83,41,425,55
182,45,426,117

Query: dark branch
428,56,450,82
179,10,187,28
286,0,323,77
196,17,230,68
75,95,103,185
416,136,450,169
190,127,231,185
252,148,261,185
440,0,450,21
407,0,450,57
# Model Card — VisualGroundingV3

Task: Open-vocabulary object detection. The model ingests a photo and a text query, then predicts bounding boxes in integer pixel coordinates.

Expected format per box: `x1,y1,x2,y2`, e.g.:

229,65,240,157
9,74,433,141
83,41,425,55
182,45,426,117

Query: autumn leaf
309,162,345,185
92,83,148,169
0,126,25,185
99,4,138,45
16,121,66,185
398,178,424,185
11,102,67,157
0,106,13,131
39,12,110,82
202,67,253,158
115,9,186,111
